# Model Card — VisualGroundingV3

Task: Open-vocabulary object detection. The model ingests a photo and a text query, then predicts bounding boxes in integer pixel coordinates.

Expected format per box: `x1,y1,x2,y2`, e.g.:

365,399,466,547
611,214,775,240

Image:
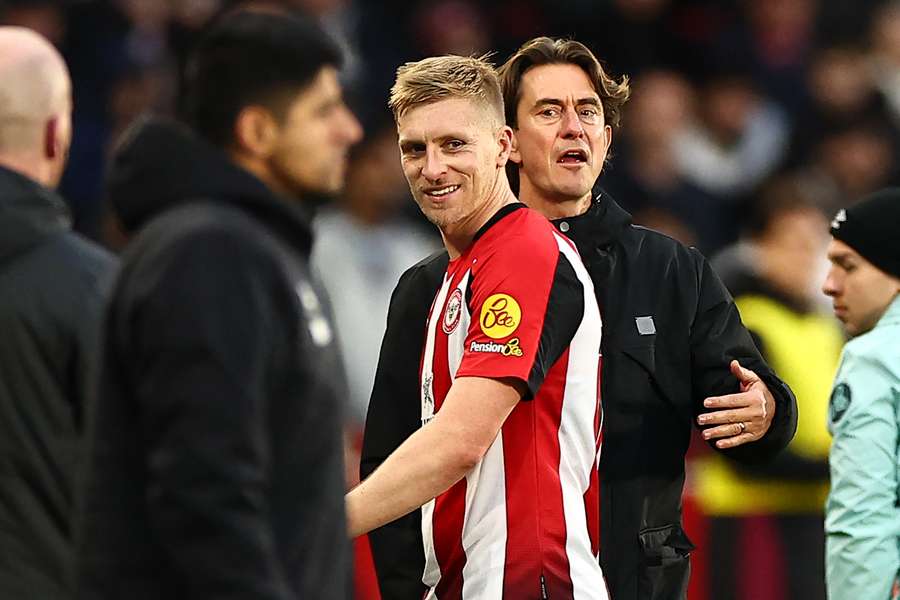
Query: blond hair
389,54,504,126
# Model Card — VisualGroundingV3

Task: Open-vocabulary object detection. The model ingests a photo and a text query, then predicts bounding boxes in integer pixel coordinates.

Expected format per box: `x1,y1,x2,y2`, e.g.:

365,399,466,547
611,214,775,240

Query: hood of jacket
0,165,72,264
108,116,315,254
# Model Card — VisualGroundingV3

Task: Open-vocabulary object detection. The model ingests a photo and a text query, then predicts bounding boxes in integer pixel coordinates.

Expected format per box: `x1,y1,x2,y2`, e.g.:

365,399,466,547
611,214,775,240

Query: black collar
473,202,526,242
550,189,632,248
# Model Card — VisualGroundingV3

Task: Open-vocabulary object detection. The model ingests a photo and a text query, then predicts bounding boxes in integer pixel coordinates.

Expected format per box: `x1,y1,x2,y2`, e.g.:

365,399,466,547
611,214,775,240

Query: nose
822,266,839,297
560,106,585,139
421,145,447,181
342,107,363,145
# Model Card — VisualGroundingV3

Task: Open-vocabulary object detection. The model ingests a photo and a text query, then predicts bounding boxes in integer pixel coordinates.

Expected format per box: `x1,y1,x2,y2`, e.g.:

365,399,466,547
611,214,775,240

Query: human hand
696,360,776,449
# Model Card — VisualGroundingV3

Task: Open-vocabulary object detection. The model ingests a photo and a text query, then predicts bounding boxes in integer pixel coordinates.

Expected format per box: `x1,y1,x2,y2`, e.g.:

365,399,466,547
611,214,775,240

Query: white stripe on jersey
421,273,453,591
554,234,608,599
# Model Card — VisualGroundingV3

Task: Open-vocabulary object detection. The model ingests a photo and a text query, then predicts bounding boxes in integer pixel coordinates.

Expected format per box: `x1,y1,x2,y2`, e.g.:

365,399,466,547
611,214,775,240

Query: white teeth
427,185,460,197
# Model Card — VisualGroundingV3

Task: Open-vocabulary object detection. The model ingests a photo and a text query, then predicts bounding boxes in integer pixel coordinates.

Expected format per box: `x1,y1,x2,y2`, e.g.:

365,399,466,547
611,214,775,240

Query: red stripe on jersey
433,478,467,599
526,349,575,597
586,357,602,556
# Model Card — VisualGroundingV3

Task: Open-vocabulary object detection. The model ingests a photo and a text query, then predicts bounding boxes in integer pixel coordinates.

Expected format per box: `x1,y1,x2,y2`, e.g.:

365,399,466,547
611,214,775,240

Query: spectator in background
601,69,711,250
793,120,896,217
823,188,900,599
75,12,361,600
0,27,116,599
312,123,437,432
698,178,843,600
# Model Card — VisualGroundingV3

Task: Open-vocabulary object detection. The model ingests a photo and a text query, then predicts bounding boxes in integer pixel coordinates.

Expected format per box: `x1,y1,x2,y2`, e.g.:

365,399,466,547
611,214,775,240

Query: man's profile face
510,63,611,204
268,66,362,196
822,238,900,336
397,97,510,234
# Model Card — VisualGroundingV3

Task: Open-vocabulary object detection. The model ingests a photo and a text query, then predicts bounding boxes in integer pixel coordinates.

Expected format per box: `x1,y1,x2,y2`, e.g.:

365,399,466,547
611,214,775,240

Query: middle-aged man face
263,65,362,197
823,238,900,336
397,96,513,237
509,63,612,206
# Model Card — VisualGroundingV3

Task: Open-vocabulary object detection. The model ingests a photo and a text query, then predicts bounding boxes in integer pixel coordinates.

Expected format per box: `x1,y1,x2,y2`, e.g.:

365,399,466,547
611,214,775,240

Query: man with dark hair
0,27,116,600
362,37,797,600
75,11,361,600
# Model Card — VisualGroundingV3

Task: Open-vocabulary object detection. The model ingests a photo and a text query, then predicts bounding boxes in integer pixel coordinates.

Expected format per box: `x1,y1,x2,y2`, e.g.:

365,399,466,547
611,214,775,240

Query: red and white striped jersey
419,204,607,599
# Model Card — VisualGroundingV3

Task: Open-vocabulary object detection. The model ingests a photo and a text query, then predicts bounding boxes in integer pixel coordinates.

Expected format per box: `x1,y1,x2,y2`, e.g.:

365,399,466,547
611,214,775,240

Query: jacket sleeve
126,231,294,600
688,249,798,463
360,253,446,599
825,349,900,600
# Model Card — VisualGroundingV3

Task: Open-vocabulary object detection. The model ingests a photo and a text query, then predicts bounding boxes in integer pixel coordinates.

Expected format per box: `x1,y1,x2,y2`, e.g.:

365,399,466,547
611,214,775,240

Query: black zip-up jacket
361,193,797,600
75,118,350,600
0,166,116,599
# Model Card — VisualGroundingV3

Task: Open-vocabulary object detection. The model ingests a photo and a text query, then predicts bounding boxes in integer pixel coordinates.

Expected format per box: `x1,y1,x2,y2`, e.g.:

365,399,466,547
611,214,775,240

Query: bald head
0,27,72,187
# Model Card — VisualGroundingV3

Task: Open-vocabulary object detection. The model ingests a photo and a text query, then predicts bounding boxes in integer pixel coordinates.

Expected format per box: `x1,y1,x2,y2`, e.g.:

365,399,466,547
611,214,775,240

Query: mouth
557,148,588,166
422,184,461,199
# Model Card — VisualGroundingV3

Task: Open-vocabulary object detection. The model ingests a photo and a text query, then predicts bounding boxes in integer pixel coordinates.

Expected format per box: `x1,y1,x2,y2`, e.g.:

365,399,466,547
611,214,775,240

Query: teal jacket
826,295,900,600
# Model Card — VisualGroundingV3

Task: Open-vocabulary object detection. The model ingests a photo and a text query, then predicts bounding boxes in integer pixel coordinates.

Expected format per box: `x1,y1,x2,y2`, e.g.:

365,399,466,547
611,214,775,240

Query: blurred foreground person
76,11,361,600
823,189,900,600
0,27,116,599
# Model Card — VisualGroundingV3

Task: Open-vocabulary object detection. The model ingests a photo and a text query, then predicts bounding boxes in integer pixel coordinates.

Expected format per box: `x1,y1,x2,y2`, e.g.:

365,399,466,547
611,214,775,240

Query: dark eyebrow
533,97,601,108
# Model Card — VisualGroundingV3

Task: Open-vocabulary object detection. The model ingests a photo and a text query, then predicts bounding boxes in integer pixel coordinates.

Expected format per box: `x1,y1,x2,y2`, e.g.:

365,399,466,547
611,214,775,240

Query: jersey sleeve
825,347,900,600
454,229,585,398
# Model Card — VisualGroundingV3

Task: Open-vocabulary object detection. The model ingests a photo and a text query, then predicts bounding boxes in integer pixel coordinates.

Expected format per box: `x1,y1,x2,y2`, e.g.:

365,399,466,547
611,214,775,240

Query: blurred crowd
2,0,897,598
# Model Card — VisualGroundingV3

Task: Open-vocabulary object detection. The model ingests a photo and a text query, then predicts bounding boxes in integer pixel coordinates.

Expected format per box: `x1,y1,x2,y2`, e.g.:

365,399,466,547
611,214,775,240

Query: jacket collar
876,294,900,328
0,164,71,263
549,188,633,248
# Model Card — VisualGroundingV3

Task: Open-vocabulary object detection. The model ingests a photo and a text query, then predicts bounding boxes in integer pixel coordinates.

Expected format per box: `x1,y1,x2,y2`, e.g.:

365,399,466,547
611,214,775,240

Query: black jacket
0,166,116,599
361,193,797,600
75,118,350,600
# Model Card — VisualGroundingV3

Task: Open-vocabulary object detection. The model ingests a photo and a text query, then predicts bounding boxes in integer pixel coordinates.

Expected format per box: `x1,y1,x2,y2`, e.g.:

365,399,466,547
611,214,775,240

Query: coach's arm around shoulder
347,376,523,537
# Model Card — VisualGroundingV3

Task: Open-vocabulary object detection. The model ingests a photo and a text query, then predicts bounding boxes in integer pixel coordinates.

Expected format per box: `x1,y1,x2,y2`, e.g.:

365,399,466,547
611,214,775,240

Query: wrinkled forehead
518,63,599,107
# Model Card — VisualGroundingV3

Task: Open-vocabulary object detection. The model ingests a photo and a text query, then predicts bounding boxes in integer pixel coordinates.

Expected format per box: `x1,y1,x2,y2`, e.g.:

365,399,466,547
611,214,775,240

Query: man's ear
508,128,522,165
233,106,279,158
44,117,58,159
497,125,514,167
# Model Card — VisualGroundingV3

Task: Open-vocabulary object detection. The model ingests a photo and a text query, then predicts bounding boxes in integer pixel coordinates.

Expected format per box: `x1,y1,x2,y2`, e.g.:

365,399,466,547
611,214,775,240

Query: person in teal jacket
822,188,900,600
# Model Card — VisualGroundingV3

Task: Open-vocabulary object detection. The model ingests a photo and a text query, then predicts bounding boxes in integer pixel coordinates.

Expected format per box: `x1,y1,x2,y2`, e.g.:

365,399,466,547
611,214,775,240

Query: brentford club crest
442,288,463,334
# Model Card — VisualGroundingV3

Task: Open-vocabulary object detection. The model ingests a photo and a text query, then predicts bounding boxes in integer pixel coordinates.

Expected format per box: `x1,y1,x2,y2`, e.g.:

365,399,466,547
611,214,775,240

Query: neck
518,176,592,220
0,153,53,188
230,151,296,202
442,170,518,259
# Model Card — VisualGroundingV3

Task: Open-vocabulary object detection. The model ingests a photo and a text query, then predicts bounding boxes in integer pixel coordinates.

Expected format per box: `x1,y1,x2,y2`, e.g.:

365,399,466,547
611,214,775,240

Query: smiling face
510,63,612,214
397,96,512,238
822,238,900,336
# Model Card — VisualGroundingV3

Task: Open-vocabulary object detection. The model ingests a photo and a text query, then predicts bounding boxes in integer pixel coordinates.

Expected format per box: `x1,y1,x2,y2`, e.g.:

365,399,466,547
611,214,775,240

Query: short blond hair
389,54,504,126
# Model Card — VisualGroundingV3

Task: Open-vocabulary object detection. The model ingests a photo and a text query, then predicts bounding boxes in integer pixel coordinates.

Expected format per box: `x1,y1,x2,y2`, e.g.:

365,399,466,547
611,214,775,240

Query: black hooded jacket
0,166,116,599
75,118,349,600
361,192,797,600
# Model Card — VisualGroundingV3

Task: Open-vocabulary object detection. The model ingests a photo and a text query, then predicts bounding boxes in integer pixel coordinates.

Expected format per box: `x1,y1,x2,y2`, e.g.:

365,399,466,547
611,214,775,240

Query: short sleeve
455,231,585,397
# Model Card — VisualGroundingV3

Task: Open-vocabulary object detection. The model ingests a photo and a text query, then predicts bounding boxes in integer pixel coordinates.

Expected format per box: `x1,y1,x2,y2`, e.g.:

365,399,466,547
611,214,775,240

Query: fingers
702,390,758,410
730,360,760,385
698,407,751,426
713,432,756,449
701,421,747,441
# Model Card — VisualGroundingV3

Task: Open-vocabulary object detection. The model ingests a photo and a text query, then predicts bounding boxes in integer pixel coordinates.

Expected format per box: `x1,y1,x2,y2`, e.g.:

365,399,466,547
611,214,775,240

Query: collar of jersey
472,202,527,242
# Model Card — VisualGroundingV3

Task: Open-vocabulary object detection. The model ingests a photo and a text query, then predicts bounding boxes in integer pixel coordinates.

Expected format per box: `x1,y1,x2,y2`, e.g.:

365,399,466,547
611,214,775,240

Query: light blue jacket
826,295,900,600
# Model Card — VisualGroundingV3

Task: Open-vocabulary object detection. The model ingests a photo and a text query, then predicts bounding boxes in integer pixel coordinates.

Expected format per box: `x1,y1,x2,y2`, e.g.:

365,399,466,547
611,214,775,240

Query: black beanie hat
830,188,900,279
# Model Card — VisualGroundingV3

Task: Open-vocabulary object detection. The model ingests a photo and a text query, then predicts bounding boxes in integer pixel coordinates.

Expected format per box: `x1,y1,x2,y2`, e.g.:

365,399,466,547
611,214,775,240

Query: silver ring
737,421,747,433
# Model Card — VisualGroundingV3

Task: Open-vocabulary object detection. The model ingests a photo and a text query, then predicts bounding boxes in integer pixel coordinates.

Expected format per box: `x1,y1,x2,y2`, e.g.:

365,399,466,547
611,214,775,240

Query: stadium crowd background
2,0,896,598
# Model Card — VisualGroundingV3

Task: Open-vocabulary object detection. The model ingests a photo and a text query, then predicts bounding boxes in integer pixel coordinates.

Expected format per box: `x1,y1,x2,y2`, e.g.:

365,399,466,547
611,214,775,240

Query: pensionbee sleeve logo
480,293,521,339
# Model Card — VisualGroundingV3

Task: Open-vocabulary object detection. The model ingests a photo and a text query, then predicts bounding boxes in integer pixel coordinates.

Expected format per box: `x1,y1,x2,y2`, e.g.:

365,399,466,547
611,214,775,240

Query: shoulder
476,207,560,265
625,224,704,270
840,330,900,385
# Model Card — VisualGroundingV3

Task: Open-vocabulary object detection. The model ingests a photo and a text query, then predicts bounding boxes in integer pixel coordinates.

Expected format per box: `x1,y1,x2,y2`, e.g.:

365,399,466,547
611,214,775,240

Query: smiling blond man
347,55,607,599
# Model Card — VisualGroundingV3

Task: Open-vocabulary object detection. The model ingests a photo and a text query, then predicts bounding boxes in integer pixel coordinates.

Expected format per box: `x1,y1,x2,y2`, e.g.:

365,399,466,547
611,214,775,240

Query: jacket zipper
540,574,549,599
